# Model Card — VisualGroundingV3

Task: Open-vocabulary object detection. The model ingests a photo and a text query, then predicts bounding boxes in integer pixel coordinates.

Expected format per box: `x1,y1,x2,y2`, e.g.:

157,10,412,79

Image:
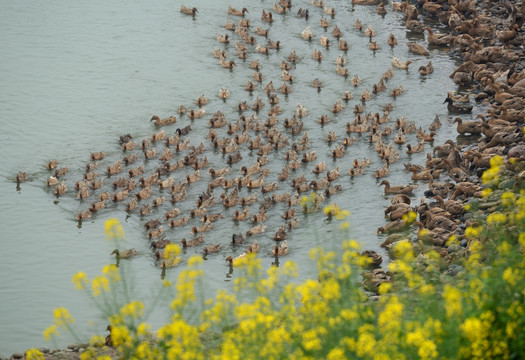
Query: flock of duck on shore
16,0,525,276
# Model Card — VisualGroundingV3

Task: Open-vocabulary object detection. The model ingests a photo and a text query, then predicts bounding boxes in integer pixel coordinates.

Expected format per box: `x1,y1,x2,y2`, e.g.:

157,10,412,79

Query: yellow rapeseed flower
188,254,203,267
378,282,391,294
53,307,74,327
120,300,145,319
443,285,462,318
327,347,346,360
104,218,124,241
418,340,439,359
402,211,417,224
489,155,504,167
487,212,507,226
25,349,45,360
102,264,120,283
501,191,516,207
137,322,151,337
91,275,109,297
503,267,519,287
89,335,105,346
43,324,59,341
164,243,181,260
464,226,481,239
72,271,88,290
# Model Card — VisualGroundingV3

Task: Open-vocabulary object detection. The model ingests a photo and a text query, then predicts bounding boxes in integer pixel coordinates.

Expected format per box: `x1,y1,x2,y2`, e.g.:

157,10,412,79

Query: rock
39,347,50,354
460,239,468,247
448,244,461,253
11,353,23,359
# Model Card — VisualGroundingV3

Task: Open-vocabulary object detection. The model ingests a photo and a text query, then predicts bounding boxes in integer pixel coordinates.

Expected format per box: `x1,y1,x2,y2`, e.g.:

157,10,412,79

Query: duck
394,130,406,145
280,82,291,94
385,203,412,221
301,26,313,40
54,166,69,182
433,195,464,216
296,103,307,117
161,257,180,270
180,5,197,16
320,35,331,47
191,221,214,234
376,2,387,15
372,79,386,94
324,5,335,16
425,27,452,47
369,41,380,51
427,177,453,199
46,159,59,170
219,88,230,99
150,115,176,127
281,70,295,83
246,224,266,237
390,86,404,98
374,161,389,178
392,56,412,70
261,9,274,23
219,58,236,69
351,74,361,87
387,33,398,47
312,49,323,61
406,141,425,155
224,21,236,31
354,18,363,31
419,62,434,75
407,42,429,56
364,25,375,39
382,68,394,81
406,19,425,33
380,180,416,195
111,248,137,260
180,234,204,248
444,98,472,114
287,50,298,63
450,182,482,200
227,5,248,16
327,167,340,181
54,181,67,196
297,7,309,19
453,117,481,135
203,244,222,255
338,39,349,51
273,226,288,242
272,240,289,256
312,78,323,89
320,17,330,28
46,176,58,186
331,25,343,38
188,108,206,119
377,218,411,234
342,90,353,101
336,65,348,78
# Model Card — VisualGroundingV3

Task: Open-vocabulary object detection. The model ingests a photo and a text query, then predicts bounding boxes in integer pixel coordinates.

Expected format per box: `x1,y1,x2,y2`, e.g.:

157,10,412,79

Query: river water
0,0,470,354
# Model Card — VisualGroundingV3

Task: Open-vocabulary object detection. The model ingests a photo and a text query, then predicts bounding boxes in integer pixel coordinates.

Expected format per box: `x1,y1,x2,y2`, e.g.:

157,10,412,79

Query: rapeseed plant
42,156,525,360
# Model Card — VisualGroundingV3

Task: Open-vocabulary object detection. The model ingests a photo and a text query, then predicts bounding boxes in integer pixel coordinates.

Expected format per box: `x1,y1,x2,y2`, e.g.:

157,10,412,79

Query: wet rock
11,353,23,359
447,264,464,276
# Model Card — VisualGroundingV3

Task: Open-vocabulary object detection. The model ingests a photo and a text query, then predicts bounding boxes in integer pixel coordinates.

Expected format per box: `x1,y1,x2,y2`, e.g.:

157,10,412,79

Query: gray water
0,0,470,354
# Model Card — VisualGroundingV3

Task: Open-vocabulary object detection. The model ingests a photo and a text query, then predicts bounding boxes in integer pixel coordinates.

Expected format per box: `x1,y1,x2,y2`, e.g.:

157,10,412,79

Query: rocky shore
360,0,525,291
6,0,525,358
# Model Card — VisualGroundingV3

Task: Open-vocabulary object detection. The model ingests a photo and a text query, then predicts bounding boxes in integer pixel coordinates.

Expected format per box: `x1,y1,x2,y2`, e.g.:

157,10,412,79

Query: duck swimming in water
180,5,197,16
445,98,472,114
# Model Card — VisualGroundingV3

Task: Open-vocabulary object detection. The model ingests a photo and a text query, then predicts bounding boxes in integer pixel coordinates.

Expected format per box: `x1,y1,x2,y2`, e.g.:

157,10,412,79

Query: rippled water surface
0,0,471,354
